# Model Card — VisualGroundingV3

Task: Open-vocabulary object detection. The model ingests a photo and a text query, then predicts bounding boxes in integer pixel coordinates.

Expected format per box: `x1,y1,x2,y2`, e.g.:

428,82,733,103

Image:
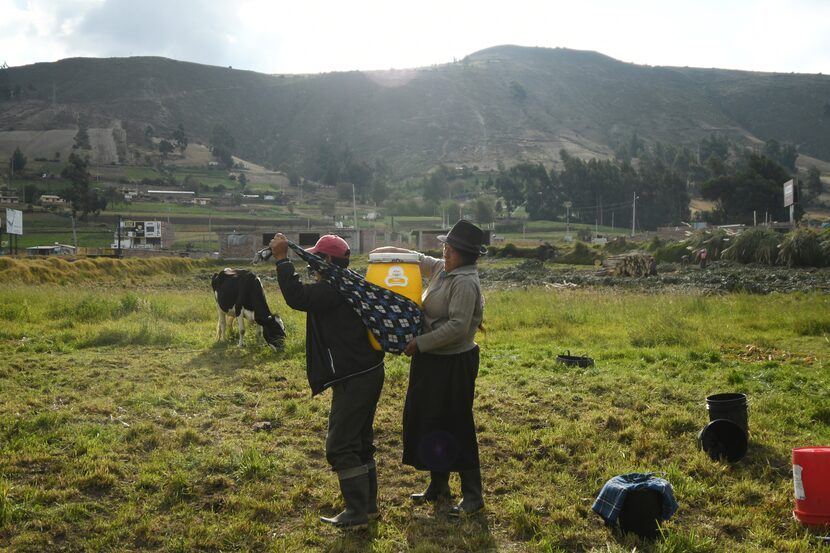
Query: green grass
0,264,828,551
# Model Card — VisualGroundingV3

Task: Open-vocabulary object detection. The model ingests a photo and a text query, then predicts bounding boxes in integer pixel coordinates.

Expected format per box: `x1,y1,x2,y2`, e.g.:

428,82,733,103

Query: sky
2,0,829,75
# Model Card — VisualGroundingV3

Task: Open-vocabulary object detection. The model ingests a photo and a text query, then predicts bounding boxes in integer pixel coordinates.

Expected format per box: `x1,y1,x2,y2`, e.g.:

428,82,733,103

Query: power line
567,198,634,212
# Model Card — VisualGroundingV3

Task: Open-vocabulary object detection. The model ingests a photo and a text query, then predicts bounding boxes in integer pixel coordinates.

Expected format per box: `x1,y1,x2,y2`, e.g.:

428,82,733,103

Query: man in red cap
269,233,385,530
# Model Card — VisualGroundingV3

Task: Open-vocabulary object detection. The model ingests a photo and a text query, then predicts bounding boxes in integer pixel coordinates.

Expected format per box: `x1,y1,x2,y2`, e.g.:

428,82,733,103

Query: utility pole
351,183,358,230
564,201,572,241
117,215,122,257
631,192,637,238
71,215,78,247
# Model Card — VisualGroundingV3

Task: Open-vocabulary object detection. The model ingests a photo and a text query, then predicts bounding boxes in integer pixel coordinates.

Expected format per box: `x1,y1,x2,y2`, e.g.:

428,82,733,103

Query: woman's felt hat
437,219,487,255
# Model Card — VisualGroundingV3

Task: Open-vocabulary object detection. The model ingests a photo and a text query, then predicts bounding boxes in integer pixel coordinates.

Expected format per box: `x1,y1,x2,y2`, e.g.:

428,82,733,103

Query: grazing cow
211,268,286,350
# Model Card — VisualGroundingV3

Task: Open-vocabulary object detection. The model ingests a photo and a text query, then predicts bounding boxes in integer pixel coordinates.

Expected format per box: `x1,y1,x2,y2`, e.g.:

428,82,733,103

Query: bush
490,242,557,260
605,237,634,254
687,229,730,259
778,228,826,267
559,242,600,265
651,241,691,263
721,227,781,264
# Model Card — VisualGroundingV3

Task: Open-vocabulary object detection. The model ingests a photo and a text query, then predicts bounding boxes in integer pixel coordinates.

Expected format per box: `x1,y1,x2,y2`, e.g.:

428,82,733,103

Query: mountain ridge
1,45,828,177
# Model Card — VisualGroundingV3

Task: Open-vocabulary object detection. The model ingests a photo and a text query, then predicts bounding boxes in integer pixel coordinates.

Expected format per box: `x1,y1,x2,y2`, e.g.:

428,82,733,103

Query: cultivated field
0,257,828,552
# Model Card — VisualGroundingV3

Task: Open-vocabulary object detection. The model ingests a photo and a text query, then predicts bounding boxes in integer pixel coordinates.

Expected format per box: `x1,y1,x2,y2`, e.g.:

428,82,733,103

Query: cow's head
262,315,286,351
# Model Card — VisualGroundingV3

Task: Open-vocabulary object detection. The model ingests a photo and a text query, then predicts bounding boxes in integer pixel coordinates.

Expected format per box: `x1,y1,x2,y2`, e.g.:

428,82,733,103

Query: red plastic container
792,446,830,526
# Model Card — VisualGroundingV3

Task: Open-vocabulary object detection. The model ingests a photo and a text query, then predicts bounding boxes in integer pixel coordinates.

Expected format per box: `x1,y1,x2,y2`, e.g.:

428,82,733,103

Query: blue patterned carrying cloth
592,472,678,526
286,241,422,354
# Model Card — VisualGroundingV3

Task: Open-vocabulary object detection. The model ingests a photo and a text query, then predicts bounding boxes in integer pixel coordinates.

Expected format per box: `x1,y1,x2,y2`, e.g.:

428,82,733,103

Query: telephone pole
351,183,358,230
631,192,637,237
564,201,572,241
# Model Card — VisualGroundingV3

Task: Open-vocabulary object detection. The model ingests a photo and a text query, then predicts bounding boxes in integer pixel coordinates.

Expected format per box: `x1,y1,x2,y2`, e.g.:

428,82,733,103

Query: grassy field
0,258,829,552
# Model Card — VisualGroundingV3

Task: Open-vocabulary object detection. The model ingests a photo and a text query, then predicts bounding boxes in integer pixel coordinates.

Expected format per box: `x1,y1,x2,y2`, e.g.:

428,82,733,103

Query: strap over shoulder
287,241,422,354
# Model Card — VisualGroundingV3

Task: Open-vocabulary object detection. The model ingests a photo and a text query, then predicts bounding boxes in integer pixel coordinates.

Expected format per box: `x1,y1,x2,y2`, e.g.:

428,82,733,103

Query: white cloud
0,0,827,74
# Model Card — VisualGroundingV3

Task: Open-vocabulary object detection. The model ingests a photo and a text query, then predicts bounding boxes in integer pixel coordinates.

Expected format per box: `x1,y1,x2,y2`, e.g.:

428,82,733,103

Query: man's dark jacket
276,259,384,395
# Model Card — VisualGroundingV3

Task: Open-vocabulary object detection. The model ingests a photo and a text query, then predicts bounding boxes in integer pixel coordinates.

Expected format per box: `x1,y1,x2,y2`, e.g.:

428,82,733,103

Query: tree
210,124,236,167
321,198,337,222
805,166,823,199
11,146,26,172
701,153,791,224
509,163,556,221
371,178,389,206
336,182,352,201
423,166,451,202
345,160,373,202
699,134,730,163
158,139,175,157
763,139,798,172
172,124,188,152
61,152,89,186
73,123,90,150
60,153,107,219
495,173,523,214
103,186,121,208
474,196,495,225
23,183,40,204
441,201,461,224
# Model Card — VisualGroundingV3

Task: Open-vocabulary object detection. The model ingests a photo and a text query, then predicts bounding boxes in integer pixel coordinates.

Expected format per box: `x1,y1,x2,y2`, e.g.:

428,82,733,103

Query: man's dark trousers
326,366,385,472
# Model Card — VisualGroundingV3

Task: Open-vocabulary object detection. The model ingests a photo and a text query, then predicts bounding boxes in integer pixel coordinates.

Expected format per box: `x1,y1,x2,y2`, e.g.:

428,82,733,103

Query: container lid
369,252,420,263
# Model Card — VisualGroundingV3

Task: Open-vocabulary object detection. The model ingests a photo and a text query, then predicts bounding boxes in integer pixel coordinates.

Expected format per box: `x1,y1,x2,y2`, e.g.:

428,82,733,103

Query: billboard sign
5,208,22,235
783,179,798,207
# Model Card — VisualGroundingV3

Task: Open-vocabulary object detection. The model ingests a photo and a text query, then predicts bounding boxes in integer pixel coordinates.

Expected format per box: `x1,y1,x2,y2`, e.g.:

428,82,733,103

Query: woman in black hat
372,219,486,516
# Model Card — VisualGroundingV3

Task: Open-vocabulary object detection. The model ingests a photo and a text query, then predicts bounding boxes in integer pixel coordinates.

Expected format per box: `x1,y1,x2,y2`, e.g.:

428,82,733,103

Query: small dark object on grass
556,351,594,367
252,421,273,432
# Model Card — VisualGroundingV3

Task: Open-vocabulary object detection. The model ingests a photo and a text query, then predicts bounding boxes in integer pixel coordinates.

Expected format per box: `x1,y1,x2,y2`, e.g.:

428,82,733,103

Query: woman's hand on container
404,338,419,357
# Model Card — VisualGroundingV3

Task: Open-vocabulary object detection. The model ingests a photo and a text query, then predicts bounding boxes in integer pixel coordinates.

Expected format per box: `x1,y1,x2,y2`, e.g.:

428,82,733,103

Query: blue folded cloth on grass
591,472,678,526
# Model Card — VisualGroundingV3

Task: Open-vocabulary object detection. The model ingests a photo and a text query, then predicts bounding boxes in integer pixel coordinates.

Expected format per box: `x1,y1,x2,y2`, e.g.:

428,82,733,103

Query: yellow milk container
365,252,423,350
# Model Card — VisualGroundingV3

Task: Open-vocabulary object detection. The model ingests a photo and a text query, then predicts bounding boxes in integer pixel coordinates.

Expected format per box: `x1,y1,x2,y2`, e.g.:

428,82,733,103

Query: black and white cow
211,268,286,350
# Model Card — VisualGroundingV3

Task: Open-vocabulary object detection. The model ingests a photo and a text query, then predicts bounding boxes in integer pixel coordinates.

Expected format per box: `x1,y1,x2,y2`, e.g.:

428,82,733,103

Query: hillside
1,45,829,176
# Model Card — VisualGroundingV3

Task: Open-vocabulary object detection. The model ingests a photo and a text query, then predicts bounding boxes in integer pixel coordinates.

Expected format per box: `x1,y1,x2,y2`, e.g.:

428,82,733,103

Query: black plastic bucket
706,392,748,433
618,488,663,539
698,419,748,462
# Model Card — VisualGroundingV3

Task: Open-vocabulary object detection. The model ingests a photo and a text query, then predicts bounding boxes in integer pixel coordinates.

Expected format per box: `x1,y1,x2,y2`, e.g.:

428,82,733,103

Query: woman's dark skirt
402,346,480,472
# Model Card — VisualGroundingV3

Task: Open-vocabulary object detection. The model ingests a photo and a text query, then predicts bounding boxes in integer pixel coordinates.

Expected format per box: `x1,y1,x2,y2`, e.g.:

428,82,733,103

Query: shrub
687,229,730,259
491,242,557,260
721,227,781,264
778,228,826,267
559,242,600,265
605,236,634,254
651,240,691,263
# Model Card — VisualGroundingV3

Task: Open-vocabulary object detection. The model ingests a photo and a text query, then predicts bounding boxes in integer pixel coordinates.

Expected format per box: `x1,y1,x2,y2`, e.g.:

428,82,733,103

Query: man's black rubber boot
367,462,379,520
449,468,484,517
410,471,452,503
320,468,369,530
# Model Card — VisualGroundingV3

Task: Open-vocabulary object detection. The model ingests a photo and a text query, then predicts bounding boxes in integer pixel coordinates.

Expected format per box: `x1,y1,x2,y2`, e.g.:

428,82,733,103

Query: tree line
485,135,816,229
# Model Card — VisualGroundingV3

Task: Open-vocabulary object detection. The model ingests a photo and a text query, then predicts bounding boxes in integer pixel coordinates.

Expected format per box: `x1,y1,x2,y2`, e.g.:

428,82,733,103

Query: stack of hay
601,252,657,277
